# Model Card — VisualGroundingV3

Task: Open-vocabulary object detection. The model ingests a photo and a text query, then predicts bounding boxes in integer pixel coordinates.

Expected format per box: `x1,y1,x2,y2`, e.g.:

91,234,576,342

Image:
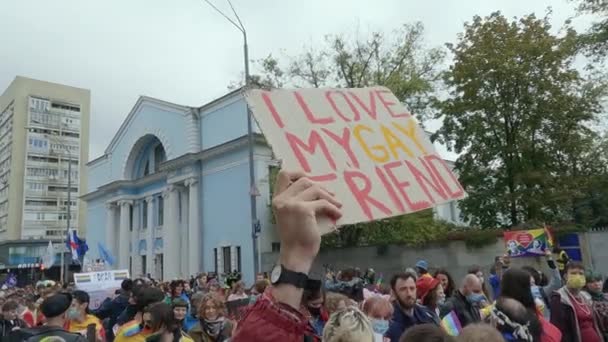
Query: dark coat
439,290,481,328
0,318,27,337
13,325,87,342
93,292,130,340
385,302,437,342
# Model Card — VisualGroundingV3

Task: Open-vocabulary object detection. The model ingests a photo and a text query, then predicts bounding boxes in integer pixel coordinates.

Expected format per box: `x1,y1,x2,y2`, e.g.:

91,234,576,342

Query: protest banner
74,269,129,309
503,229,550,257
245,87,465,233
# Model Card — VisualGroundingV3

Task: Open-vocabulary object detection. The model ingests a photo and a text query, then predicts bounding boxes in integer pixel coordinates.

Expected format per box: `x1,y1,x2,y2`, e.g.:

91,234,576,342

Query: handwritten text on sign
246,87,465,232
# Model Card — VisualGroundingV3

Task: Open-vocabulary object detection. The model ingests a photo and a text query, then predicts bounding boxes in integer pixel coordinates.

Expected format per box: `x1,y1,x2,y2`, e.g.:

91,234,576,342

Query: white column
162,186,179,280
118,200,132,270
179,189,189,277
186,178,200,276
105,203,116,260
131,201,141,276
145,196,154,277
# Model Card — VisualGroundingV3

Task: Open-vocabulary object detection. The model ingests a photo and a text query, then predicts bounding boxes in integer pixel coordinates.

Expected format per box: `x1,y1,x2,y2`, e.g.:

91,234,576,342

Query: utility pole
203,0,260,277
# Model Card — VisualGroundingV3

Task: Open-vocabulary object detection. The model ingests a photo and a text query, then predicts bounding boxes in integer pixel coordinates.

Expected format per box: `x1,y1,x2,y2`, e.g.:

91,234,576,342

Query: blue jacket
385,302,437,341
183,314,198,332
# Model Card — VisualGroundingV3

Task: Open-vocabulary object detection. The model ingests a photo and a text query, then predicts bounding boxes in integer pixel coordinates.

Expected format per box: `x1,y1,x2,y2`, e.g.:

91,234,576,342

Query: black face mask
308,306,321,317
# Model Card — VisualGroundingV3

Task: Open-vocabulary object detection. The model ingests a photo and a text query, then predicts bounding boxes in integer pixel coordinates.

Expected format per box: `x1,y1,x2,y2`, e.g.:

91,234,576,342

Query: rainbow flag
441,311,462,336
544,225,554,249
375,273,383,286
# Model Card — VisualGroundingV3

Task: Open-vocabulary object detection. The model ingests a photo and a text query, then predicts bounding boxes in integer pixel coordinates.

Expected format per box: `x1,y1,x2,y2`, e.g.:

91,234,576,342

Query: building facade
83,89,465,282
0,76,90,243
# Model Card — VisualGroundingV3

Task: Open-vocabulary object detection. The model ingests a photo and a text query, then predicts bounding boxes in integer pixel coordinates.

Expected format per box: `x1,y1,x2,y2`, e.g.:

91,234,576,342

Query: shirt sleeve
232,288,312,342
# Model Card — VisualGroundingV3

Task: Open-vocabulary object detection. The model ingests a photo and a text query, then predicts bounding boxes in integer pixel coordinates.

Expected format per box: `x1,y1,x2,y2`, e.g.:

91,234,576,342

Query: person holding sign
65,290,105,341
232,169,343,341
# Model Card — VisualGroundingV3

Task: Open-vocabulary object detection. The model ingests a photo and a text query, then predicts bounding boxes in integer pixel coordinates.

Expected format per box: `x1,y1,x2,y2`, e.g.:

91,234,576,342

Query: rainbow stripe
74,274,91,283
441,311,462,336
114,271,129,280
119,320,142,337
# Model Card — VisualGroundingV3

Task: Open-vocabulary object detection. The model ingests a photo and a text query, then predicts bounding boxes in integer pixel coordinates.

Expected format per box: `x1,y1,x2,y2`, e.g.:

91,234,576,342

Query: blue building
83,89,465,282
83,89,275,282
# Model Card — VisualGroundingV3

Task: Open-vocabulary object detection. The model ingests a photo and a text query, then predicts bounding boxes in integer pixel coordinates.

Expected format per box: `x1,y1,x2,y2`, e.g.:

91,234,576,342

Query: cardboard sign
503,229,549,258
74,269,129,309
246,87,465,233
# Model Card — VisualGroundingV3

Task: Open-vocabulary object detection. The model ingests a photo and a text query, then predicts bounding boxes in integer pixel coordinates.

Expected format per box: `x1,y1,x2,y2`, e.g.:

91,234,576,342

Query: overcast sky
0,0,592,161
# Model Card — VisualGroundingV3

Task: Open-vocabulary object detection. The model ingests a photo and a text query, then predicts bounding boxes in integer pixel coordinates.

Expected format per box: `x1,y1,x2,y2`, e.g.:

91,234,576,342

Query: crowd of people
0,169,607,341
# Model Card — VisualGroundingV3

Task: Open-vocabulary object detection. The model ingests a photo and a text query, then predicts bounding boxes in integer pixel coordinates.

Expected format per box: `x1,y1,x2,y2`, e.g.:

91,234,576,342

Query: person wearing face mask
0,300,28,337
362,296,393,341
416,276,444,324
468,266,491,301
551,261,603,342
440,274,483,329
500,267,561,342
584,271,608,340
188,295,232,342
65,290,105,341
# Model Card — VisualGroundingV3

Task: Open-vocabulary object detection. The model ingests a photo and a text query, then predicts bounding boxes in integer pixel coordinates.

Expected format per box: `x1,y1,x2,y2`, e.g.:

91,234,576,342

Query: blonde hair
322,307,374,342
198,295,226,319
362,296,393,319
325,292,350,315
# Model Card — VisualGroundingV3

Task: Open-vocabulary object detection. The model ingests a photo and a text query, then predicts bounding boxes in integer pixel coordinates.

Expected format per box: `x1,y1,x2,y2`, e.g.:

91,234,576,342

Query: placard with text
246,87,465,233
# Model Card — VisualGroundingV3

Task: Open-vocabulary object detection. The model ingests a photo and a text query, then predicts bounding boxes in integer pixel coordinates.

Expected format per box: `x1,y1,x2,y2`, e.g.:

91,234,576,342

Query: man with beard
440,274,483,328
386,272,437,341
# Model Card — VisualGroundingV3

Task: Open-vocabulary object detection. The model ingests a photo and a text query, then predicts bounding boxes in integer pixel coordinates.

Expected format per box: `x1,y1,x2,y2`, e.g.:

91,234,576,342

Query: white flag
42,240,54,269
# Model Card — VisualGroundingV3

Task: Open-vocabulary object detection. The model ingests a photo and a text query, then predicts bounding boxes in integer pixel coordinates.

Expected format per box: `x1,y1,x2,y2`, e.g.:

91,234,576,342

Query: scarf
202,317,225,338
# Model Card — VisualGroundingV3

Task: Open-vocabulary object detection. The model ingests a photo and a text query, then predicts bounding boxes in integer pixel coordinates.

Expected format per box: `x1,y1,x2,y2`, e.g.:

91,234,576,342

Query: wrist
279,251,314,275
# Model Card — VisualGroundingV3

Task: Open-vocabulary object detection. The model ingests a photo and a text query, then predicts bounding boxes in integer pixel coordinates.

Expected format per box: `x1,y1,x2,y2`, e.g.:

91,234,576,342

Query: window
157,196,164,226
129,257,132,275
178,193,182,223
154,144,166,172
129,205,134,231
142,202,148,229
236,246,241,272
271,242,281,252
222,246,231,274
214,248,218,274
142,255,147,275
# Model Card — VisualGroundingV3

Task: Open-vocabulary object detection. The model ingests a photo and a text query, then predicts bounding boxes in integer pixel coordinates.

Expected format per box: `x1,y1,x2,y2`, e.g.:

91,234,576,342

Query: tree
575,0,608,58
256,23,453,247
434,12,606,228
245,22,445,121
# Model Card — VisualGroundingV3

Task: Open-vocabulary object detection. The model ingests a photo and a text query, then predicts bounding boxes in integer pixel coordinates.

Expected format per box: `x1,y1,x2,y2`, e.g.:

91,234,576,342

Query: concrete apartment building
0,76,89,272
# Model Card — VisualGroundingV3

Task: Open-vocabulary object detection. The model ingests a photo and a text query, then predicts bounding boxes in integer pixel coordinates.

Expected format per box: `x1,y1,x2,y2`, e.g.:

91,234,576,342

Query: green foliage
575,0,608,59
434,11,607,229
245,22,445,122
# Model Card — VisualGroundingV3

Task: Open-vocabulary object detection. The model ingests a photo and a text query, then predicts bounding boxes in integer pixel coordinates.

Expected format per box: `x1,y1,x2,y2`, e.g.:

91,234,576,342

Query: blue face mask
530,285,542,299
372,319,389,335
466,293,485,304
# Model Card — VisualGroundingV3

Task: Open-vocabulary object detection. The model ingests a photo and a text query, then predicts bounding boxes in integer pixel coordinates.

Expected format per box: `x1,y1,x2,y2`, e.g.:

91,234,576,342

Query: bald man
440,274,483,328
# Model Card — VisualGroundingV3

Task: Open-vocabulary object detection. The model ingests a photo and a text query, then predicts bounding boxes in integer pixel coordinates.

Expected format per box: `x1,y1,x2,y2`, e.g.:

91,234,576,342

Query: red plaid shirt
232,287,314,341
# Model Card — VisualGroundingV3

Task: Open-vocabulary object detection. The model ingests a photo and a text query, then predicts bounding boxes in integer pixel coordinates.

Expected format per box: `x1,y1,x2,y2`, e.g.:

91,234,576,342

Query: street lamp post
28,120,73,284
203,0,261,276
